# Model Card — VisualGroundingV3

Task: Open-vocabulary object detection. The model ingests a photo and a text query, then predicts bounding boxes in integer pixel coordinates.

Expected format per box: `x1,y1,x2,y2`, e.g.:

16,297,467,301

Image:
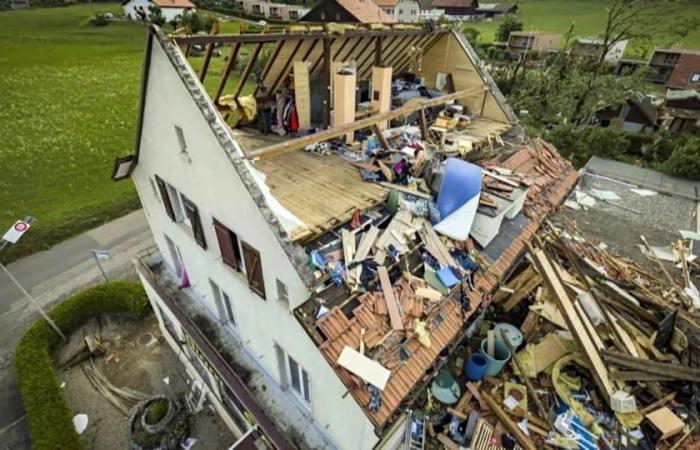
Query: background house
122,0,196,21
573,37,628,66
373,0,420,23
662,89,700,134
423,0,478,18
507,31,561,55
595,91,659,134
301,0,394,23
649,48,700,89
234,0,309,21
474,3,517,19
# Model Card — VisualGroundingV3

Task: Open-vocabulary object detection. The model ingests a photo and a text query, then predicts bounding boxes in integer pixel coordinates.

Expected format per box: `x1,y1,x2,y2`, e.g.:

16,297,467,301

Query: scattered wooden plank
337,346,391,390
529,246,615,399
378,266,404,331
355,226,379,261
415,287,443,301
602,350,700,383
466,381,486,410
378,182,432,199
482,391,536,450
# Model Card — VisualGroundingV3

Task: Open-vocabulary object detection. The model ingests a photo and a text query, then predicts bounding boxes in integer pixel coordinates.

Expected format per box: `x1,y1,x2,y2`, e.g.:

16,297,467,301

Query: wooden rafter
253,41,284,96
384,34,420,70
268,39,306,95
214,42,241,104
233,42,263,99
374,36,382,66
338,36,365,63
198,43,215,82
310,38,336,75
248,87,485,160
353,35,382,79
172,28,448,46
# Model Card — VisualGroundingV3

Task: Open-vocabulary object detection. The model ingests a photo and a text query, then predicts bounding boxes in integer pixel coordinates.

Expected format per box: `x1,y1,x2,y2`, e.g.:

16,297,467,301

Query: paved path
0,210,153,449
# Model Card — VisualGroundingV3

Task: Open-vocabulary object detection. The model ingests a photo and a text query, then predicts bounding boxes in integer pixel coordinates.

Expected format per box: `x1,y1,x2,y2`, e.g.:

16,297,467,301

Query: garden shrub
14,281,150,450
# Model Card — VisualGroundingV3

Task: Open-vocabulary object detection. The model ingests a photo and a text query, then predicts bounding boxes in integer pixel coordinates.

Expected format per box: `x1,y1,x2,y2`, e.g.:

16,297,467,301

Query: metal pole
93,251,109,282
0,262,67,341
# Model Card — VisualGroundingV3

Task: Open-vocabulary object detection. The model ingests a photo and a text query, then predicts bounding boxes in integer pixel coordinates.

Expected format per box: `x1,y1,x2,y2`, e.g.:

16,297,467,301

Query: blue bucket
465,353,488,381
480,338,511,376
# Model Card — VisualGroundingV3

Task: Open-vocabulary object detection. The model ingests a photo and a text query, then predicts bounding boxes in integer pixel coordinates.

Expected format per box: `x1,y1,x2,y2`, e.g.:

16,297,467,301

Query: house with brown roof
122,0,195,21
507,31,561,55
424,0,478,17
474,2,517,18
373,0,420,23
649,48,700,90
113,22,578,449
301,0,395,23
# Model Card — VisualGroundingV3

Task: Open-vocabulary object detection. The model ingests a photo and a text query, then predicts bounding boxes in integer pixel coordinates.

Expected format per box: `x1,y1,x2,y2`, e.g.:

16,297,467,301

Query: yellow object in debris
219,95,257,127
414,319,431,348
552,354,596,427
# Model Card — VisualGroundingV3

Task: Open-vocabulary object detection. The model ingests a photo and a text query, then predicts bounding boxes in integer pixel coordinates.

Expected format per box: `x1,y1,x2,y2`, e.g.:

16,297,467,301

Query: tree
147,4,166,26
495,14,523,42
570,0,698,123
652,132,700,180
462,27,480,43
179,11,216,34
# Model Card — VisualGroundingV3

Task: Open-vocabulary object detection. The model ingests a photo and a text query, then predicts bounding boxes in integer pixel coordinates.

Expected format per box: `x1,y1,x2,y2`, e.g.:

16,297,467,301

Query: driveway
0,209,153,449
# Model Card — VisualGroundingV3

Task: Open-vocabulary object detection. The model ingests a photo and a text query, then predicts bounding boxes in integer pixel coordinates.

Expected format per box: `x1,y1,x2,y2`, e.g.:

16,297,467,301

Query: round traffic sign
14,221,28,232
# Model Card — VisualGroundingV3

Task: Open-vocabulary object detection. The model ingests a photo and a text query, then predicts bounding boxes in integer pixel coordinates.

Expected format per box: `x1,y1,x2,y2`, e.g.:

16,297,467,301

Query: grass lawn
0,5,255,263
467,0,700,52
0,4,146,262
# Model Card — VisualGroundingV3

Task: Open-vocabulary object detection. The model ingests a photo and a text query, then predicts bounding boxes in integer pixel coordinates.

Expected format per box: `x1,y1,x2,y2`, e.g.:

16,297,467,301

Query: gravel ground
58,313,233,450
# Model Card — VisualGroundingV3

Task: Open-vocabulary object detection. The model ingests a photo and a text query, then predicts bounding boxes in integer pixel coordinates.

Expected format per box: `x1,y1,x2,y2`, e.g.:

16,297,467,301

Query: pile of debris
294,104,582,431
423,221,699,450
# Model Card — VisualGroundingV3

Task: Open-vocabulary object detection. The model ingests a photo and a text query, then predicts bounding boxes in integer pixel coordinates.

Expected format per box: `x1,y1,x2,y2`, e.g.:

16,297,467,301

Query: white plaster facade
130,33,384,450
376,0,420,23
122,0,195,22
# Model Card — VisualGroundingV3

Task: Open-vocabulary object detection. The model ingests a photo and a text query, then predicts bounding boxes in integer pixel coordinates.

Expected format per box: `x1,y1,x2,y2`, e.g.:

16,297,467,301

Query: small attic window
174,125,187,153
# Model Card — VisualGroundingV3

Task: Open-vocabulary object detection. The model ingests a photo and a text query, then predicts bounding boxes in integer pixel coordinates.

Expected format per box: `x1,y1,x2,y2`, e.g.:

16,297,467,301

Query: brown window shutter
213,219,238,270
182,196,207,249
242,242,266,299
155,175,175,221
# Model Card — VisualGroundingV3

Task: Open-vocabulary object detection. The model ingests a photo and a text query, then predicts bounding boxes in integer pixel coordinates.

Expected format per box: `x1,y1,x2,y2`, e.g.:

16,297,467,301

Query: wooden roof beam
233,43,264,99
213,42,241,104
248,86,486,160
171,28,448,46
253,41,284,96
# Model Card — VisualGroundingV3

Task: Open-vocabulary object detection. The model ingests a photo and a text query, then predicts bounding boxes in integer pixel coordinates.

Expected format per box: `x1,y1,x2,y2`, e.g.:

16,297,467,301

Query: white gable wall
131,35,379,449
123,0,150,19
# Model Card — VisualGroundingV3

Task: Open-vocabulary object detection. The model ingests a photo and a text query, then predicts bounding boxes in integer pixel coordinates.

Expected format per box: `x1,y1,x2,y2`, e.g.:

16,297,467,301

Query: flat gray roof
584,156,700,201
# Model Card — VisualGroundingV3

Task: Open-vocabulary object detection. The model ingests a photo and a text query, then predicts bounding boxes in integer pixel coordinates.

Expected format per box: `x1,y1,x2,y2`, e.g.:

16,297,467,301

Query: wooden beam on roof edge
171,28,448,46
214,42,242,104
233,42,264,99
269,39,310,95
248,86,485,160
198,43,215,82
253,41,284,96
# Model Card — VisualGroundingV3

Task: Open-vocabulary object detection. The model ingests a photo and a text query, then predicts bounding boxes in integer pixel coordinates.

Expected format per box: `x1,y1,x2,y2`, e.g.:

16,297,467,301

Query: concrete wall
131,35,379,450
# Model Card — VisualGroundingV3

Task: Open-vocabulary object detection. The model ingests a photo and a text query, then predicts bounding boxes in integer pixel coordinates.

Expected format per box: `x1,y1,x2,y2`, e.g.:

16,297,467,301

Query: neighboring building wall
531,33,560,53
159,7,192,21
605,40,628,65
123,0,151,20
394,0,420,22
649,50,681,84
667,53,700,89
131,36,380,450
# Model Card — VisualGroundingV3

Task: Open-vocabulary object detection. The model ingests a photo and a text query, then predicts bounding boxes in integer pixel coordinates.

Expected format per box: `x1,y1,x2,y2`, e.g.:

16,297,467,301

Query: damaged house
113,22,580,449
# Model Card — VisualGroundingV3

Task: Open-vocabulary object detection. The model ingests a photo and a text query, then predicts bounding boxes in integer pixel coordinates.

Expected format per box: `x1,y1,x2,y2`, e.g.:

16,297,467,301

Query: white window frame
278,347,311,407
165,183,185,223
690,72,700,83
210,279,237,329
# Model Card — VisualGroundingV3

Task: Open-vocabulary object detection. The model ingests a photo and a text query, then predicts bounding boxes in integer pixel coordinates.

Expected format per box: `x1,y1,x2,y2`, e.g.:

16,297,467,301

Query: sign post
0,216,67,340
92,249,111,282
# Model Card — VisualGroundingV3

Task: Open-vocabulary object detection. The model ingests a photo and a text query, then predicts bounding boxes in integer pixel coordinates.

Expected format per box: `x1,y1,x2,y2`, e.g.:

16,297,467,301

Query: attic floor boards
254,151,387,241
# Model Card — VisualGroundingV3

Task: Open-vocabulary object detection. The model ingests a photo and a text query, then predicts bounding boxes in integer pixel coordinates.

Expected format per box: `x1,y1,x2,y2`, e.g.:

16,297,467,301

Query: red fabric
290,103,299,132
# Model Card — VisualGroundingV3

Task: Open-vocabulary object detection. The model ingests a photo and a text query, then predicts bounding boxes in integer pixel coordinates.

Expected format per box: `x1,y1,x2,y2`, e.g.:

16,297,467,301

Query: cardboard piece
371,66,392,129
293,61,311,130
533,333,569,374
644,407,684,440
337,346,391,390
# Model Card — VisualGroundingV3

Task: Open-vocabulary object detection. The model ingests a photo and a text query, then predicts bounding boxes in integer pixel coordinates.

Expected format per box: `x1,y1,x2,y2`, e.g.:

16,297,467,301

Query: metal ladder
404,409,426,450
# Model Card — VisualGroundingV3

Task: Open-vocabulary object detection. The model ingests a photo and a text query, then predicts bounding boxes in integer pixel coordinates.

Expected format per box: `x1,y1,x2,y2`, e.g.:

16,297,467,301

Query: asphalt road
0,209,154,449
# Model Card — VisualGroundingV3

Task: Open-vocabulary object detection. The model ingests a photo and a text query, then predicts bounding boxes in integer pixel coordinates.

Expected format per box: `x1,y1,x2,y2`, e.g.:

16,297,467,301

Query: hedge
14,281,151,450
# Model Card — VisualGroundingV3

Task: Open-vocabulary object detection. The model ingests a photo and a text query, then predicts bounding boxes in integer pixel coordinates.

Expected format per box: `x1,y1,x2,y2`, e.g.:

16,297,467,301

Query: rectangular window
276,278,289,304
155,175,176,221
174,125,187,153
165,183,185,222
242,241,265,299
690,72,700,83
181,195,207,249
284,352,310,404
213,219,244,271
210,279,236,326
